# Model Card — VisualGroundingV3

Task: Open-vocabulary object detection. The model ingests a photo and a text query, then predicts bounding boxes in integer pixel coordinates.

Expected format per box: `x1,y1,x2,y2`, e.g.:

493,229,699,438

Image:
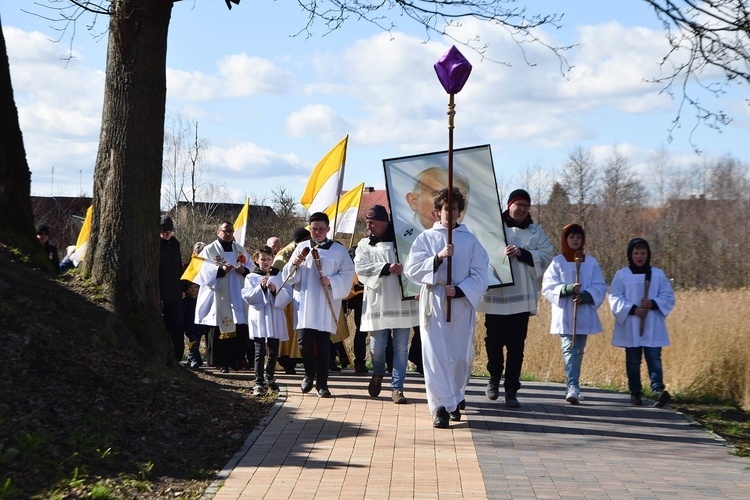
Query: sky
3,0,749,208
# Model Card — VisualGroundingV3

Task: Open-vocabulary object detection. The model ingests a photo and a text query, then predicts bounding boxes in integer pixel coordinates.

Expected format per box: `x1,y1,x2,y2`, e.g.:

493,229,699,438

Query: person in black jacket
159,216,184,361
36,223,60,270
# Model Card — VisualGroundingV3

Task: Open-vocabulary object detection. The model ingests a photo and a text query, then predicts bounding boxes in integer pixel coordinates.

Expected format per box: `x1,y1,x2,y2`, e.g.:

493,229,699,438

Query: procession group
161,187,675,429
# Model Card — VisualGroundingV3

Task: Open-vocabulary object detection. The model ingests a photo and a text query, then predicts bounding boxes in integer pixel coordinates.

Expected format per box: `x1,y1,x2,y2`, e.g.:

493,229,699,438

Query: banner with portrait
383,145,513,299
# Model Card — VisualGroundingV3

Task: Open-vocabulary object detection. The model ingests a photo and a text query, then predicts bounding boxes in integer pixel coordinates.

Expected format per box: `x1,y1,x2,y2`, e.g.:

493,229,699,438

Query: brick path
204,373,749,499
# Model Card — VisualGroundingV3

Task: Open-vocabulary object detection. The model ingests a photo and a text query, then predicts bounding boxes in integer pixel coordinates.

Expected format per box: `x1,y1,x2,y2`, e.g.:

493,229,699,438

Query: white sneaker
566,388,581,405
253,385,266,396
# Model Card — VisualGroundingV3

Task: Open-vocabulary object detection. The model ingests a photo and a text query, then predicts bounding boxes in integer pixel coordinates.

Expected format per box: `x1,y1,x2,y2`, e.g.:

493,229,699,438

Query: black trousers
297,328,331,389
254,338,280,382
212,324,247,369
484,312,530,394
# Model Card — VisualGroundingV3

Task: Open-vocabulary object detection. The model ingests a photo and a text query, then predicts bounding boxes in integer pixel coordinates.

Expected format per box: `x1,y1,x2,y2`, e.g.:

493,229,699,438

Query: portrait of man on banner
383,145,513,299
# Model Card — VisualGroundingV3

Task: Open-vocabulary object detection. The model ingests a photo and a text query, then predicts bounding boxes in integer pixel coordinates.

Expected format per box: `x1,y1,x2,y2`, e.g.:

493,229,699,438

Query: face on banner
383,145,514,299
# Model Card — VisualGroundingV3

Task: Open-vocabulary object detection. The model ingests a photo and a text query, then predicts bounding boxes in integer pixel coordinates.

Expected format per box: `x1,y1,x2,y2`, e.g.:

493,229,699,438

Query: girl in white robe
404,188,489,428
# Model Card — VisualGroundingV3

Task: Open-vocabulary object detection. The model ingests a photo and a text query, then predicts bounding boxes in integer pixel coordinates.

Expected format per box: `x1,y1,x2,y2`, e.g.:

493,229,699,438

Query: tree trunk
0,21,47,265
83,0,176,366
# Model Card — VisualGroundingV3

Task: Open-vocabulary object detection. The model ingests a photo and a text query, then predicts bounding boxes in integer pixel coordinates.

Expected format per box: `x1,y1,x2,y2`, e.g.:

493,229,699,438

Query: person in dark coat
159,216,184,361
36,223,60,270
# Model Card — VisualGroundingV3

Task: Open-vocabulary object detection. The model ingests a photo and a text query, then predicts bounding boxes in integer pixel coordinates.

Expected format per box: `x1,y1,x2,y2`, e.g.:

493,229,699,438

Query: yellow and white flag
180,255,221,285
233,198,250,247
300,135,348,214
324,182,364,237
71,205,92,266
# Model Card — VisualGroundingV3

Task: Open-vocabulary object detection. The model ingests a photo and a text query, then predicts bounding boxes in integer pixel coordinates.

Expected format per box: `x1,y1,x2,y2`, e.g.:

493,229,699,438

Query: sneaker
449,409,461,421
189,360,201,370
485,377,500,400
220,366,230,373
266,375,279,391
630,392,643,406
458,399,466,410
392,390,407,404
654,390,671,408
253,385,266,396
317,388,332,398
566,388,580,405
433,407,450,428
301,376,314,394
505,394,521,408
368,375,383,397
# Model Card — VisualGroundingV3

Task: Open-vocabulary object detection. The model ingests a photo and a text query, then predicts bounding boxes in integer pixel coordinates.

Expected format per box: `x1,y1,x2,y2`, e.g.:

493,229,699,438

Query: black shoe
354,365,370,375
505,394,521,408
301,376,314,394
220,366,230,373
317,388,332,398
368,375,383,397
284,367,297,375
329,363,341,372
433,407,450,428
449,409,461,422
485,377,500,400
458,399,465,410
630,393,643,405
653,390,671,408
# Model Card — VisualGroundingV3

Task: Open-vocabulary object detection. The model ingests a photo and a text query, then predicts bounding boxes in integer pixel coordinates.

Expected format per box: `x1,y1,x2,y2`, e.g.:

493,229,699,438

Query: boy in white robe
282,212,355,398
541,224,606,404
609,238,675,407
404,188,489,428
242,246,292,396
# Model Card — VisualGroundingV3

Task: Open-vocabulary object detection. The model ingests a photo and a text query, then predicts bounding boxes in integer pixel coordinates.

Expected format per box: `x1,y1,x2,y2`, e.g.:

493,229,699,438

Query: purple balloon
434,45,472,94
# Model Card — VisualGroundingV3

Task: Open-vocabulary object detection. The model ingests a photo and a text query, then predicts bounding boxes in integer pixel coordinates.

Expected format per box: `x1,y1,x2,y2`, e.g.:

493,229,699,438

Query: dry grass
344,290,750,408
471,289,750,407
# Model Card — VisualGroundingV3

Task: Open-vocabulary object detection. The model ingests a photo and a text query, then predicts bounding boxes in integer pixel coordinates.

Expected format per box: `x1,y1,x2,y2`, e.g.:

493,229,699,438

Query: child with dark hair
609,238,675,407
242,246,292,396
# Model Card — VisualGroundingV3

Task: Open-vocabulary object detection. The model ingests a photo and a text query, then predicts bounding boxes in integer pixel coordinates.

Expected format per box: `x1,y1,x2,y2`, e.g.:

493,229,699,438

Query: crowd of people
36,185,675,429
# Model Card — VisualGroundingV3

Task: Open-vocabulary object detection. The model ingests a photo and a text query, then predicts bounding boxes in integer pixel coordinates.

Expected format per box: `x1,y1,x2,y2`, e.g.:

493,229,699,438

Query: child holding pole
542,224,606,404
609,238,675,407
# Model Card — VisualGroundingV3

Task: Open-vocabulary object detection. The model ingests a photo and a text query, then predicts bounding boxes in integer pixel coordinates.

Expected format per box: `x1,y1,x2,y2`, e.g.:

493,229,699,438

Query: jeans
625,346,665,394
370,327,410,390
484,312,530,394
560,334,588,391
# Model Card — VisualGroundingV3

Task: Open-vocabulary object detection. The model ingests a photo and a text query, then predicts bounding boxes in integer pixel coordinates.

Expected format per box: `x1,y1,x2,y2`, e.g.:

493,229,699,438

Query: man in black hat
477,189,553,408
159,216,185,361
35,223,60,270
354,205,419,404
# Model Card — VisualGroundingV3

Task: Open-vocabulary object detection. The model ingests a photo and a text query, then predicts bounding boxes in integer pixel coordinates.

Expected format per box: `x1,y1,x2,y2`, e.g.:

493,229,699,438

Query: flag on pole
180,255,221,285
233,198,250,247
300,135,348,214
71,205,92,266
324,182,364,237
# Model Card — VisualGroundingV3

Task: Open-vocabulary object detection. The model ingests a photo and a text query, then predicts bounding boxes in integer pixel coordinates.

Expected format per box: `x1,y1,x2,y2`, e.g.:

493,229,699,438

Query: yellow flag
71,205,92,266
300,135,348,214
180,255,220,285
324,182,364,236
233,198,250,247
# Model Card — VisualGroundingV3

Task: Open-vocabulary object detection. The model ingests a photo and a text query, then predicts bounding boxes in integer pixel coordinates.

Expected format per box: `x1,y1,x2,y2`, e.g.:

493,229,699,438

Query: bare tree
644,0,750,146
562,146,598,227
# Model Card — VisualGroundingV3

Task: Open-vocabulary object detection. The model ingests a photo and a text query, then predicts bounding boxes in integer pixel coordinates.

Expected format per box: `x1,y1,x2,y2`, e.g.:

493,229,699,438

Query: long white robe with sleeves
404,223,489,414
609,267,675,347
241,272,292,340
354,239,418,331
282,239,355,334
194,239,251,335
541,254,607,335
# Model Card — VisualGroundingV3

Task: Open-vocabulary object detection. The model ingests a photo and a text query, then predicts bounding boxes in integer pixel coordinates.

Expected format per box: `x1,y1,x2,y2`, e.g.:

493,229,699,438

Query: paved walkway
205,373,749,499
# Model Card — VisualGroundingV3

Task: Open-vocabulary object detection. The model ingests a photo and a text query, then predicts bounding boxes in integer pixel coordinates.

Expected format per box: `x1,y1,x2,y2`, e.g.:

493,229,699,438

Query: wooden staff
278,246,310,290
572,250,583,347
639,270,652,336
311,247,353,367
